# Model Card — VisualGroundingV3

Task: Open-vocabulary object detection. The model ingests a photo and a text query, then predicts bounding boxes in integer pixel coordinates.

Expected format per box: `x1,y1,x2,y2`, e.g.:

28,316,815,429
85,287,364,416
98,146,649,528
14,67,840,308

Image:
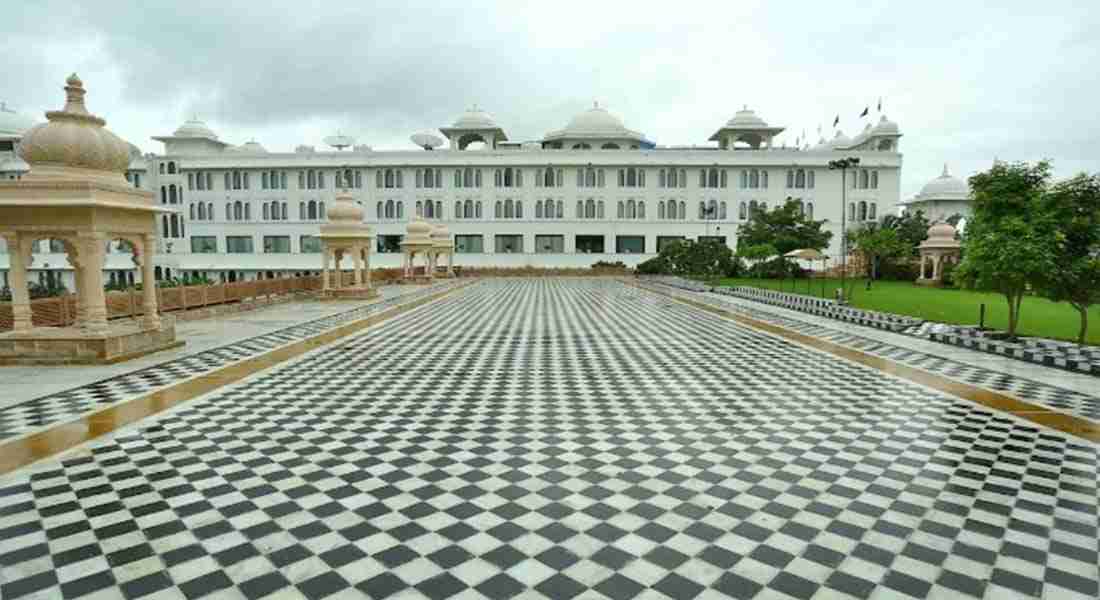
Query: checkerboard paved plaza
1,279,1097,600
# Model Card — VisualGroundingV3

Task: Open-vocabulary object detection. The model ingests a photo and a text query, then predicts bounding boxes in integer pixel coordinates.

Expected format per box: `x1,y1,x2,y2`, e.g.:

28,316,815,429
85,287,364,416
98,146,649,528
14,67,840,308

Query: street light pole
828,157,860,304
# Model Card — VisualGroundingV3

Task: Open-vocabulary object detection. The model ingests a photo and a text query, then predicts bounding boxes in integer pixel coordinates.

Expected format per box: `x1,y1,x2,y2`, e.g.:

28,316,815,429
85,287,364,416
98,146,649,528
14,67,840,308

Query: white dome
918,164,969,199
173,118,219,140
824,130,851,149
872,114,899,135
0,102,36,136
230,140,267,153
452,107,498,129
563,105,629,136
724,107,769,128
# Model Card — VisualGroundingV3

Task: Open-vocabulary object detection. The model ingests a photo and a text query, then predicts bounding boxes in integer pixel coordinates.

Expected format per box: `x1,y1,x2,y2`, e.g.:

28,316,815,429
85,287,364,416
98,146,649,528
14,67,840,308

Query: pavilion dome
173,117,219,140
724,107,769,128
920,222,961,250
406,218,433,239
451,107,498,129
918,164,969,199
0,102,36,136
872,114,899,135
561,104,631,137
18,73,131,174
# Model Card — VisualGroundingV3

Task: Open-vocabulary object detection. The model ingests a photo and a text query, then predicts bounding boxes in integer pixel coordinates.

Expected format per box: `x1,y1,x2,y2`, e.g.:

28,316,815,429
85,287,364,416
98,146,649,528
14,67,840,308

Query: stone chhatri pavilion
318,190,377,299
400,219,435,281
429,224,455,278
0,74,180,363
917,222,961,286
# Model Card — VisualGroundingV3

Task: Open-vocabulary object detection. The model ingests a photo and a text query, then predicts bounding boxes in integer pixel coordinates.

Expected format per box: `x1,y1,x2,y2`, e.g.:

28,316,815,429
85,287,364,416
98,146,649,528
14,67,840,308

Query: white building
901,164,972,222
3,102,904,288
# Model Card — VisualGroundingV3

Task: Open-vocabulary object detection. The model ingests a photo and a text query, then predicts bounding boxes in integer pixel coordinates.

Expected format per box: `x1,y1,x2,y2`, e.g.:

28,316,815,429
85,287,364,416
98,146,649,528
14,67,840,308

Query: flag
833,115,839,127
859,106,869,118
877,97,882,112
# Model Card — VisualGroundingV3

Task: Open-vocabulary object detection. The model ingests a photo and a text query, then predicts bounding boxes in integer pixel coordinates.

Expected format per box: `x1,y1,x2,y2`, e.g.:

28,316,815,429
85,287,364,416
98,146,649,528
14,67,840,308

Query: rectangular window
263,236,291,253
226,236,254,254
656,236,685,253
575,235,605,254
455,235,484,254
299,235,322,253
494,235,523,254
190,236,217,253
616,235,645,254
535,235,564,254
377,235,403,253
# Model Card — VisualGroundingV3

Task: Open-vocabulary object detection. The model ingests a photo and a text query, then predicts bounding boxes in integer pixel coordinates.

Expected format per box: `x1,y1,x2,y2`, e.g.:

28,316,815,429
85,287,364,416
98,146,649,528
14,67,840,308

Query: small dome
406,219,432,237
18,74,131,174
0,102,36,136
327,195,364,223
229,140,267,154
430,225,450,240
452,106,498,129
562,103,630,136
173,117,219,140
918,164,969,199
724,106,769,128
872,114,899,135
824,130,850,149
927,223,957,240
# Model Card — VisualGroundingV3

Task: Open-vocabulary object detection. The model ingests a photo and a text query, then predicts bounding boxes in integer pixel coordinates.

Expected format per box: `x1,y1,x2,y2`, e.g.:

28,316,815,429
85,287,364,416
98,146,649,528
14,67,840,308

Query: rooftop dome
451,106,498,129
0,102,36,136
173,117,219,140
228,140,267,154
917,164,969,199
824,130,851,149
563,104,629,136
724,106,769,128
18,74,131,175
872,114,899,135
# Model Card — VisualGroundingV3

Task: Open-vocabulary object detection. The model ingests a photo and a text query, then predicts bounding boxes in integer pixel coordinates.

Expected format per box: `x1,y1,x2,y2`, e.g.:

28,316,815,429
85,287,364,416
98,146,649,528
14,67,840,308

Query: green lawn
713,277,1100,346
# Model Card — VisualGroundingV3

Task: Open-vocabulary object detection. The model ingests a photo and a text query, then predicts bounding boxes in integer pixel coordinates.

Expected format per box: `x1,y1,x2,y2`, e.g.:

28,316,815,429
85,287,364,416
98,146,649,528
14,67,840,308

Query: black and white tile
643,280,1100,423
0,281,464,442
2,280,1097,600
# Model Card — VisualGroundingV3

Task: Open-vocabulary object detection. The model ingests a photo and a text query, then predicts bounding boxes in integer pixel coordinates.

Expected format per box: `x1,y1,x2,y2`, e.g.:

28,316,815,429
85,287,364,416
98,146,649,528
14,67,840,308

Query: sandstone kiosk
318,191,377,299
0,74,179,364
400,219,434,282
917,222,961,286
429,225,455,278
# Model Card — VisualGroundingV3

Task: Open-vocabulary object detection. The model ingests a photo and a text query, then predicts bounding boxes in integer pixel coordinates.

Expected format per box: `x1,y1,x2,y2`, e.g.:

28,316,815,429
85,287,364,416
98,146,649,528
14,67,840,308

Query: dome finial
593,100,599,109
942,163,950,177
63,73,90,116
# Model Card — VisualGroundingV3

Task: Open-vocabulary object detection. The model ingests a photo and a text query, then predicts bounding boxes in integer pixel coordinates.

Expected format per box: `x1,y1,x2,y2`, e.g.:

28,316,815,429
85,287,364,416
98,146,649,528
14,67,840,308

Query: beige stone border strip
634,281,1100,444
0,281,475,475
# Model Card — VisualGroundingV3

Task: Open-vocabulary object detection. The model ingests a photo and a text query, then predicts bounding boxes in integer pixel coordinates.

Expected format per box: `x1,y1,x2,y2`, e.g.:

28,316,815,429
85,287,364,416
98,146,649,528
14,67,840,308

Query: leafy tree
637,239,742,279
737,198,832,256
880,210,930,258
737,243,777,277
851,226,909,280
955,161,1057,340
1038,173,1100,344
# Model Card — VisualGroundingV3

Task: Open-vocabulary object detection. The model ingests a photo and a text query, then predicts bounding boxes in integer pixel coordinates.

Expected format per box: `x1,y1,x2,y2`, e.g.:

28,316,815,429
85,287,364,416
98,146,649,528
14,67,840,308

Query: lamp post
827,157,860,303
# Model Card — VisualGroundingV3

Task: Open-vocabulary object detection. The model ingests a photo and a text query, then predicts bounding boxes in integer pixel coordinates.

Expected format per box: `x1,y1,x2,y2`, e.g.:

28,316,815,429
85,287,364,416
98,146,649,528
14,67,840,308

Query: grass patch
714,277,1100,346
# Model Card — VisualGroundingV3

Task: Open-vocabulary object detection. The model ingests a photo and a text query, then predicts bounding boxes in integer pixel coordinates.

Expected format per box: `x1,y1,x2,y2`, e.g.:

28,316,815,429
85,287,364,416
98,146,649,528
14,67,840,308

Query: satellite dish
410,132,444,150
323,132,356,151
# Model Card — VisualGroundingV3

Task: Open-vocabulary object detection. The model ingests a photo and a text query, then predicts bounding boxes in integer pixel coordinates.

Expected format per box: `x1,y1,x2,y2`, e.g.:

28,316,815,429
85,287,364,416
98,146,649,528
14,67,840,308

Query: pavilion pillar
4,233,33,332
362,246,371,288
79,232,109,333
63,238,87,328
140,233,161,330
321,244,331,291
447,251,454,277
352,246,363,287
333,250,343,289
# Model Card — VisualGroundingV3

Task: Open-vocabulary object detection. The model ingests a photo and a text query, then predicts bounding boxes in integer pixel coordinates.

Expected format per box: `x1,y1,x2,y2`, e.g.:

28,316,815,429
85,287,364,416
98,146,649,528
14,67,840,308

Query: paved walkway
1,280,1097,600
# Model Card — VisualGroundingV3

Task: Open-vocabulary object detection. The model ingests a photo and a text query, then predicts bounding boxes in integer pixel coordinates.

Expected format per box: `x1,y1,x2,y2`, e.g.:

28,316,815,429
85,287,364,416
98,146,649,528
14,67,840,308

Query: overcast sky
4,0,1098,198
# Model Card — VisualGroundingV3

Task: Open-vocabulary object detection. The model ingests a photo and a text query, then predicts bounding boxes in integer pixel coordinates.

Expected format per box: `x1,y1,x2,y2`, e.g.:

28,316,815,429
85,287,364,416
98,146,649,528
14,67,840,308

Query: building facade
2,102,904,287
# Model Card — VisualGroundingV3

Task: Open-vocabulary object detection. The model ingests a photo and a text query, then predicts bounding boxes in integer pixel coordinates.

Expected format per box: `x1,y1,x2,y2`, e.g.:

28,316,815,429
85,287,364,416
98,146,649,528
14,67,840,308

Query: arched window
797,199,805,216
536,201,543,219
869,203,877,219
585,168,595,188
424,200,433,218
669,169,678,188
597,201,605,219
596,169,603,187
658,201,666,219
475,201,482,218
167,161,176,174
638,201,645,219
762,171,769,188
463,168,473,188
720,170,727,188
749,170,759,189
464,199,473,219
495,201,502,219
377,202,383,218
504,168,514,187
585,198,596,219
719,202,727,220
385,200,394,219
806,203,814,219
860,170,869,189
160,186,166,204
749,200,758,218
679,201,686,219
159,163,165,175
190,204,196,220
234,201,243,220
454,170,462,188
627,168,637,187
245,204,251,220
870,171,878,189
806,171,813,189
698,201,706,219
859,201,868,221
786,170,794,188
384,170,393,188
355,171,362,189
505,199,514,218
617,201,624,219
545,168,556,187
416,200,424,217
628,199,637,219
262,172,269,189
556,200,563,218
577,200,584,218
708,168,719,188
304,200,314,220
709,199,718,220
474,170,481,187
849,202,856,220
659,169,666,188
262,203,269,220
436,201,442,218
232,172,241,190
516,200,523,218
739,202,747,220
796,169,806,188
493,169,501,188
417,170,424,188
281,202,288,220
741,170,749,189
455,201,462,218
226,203,232,220
198,203,206,220
394,201,402,219
169,185,177,204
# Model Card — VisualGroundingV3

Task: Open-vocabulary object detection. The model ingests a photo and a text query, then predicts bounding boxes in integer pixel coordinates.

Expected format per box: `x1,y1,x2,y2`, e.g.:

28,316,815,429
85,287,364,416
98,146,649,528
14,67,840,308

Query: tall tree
955,161,1057,340
1039,173,1100,344
880,210,930,258
851,226,909,280
736,198,833,255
